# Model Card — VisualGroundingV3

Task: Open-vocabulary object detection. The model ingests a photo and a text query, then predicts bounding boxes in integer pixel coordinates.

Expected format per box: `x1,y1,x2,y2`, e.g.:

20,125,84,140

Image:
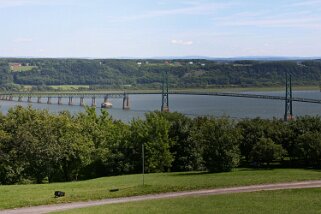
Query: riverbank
9,85,320,94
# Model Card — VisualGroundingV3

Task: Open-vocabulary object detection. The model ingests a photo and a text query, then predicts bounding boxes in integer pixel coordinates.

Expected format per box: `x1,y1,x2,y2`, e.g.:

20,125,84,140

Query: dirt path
2,180,321,214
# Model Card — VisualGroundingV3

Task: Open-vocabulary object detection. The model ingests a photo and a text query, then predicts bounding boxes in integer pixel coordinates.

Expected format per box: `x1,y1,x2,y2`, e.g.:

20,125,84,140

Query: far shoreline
8,85,319,94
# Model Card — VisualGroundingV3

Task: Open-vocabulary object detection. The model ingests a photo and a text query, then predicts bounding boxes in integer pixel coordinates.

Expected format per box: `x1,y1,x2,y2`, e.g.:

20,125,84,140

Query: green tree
55,112,94,181
0,129,18,184
237,118,288,164
249,137,286,167
198,117,241,172
129,112,173,173
76,107,130,178
287,116,321,164
158,112,203,171
297,132,321,168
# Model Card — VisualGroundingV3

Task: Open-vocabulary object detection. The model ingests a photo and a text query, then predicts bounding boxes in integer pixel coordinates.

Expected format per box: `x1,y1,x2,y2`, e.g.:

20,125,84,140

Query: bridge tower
161,69,169,112
284,73,293,121
123,93,130,110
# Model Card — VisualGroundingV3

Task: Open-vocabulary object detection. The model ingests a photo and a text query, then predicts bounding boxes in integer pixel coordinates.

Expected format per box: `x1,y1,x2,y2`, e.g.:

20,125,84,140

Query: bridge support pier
68,97,73,105
58,97,62,105
18,96,23,102
37,96,42,103
91,96,96,107
123,93,130,110
80,97,84,106
9,96,13,101
47,97,52,104
27,96,32,103
104,95,109,103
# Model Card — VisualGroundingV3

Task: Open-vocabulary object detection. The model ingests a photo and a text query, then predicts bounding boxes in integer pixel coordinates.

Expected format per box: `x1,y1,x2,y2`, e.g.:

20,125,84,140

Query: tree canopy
1,58,321,91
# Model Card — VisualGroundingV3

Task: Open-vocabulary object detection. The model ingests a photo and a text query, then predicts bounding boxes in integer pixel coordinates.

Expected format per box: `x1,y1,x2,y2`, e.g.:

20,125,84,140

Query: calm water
1,90,321,122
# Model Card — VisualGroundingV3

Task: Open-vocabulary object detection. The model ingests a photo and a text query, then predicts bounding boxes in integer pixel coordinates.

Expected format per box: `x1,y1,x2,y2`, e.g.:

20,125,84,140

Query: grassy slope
56,188,321,214
0,169,321,210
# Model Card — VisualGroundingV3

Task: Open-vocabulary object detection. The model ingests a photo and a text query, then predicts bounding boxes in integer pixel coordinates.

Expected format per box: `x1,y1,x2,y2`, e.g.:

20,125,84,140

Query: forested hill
0,58,321,91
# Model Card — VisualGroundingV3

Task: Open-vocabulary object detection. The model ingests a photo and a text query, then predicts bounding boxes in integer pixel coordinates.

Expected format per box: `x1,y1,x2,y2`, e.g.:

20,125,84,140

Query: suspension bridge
0,73,318,121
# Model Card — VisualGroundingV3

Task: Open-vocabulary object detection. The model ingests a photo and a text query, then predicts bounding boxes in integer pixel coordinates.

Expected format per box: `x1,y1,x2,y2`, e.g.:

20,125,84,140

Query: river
1,90,321,122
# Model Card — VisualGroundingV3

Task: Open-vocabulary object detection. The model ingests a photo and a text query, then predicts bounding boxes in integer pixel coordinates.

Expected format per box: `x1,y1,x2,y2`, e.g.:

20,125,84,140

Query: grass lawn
55,188,321,214
0,168,321,210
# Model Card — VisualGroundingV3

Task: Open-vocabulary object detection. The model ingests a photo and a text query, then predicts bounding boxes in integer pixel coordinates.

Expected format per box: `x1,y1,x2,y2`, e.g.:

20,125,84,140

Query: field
48,85,90,90
55,188,321,214
0,168,321,210
10,65,37,72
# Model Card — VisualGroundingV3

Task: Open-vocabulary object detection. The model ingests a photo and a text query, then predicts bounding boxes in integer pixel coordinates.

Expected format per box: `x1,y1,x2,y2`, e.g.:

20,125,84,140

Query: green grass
0,169,321,210
49,85,90,90
56,188,321,214
10,66,36,72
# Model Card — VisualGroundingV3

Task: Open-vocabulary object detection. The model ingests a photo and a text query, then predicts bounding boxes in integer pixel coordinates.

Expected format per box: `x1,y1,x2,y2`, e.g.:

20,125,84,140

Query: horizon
0,0,321,58
1,56,320,60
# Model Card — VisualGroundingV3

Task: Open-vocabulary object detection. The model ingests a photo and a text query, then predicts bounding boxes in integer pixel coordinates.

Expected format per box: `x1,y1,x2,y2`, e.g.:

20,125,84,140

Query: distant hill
0,58,321,91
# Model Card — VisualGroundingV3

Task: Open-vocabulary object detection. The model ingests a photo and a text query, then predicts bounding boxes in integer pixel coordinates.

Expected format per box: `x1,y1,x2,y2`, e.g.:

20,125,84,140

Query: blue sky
0,0,320,58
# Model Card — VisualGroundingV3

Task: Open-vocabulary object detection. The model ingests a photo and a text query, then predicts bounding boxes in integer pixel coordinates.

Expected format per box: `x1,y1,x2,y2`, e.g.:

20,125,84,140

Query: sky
0,0,321,58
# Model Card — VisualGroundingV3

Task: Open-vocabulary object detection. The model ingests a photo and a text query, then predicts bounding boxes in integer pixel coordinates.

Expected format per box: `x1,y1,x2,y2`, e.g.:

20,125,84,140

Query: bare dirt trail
1,180,321,214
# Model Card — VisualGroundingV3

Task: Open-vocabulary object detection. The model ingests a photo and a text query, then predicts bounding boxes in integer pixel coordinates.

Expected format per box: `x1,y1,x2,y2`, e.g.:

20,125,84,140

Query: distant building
9,63,22,70
137,62,142,65
189,61,193,65
10,63,22,67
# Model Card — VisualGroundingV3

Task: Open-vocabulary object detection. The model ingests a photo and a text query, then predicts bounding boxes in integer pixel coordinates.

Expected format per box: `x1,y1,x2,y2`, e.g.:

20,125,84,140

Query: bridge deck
1,91,321,104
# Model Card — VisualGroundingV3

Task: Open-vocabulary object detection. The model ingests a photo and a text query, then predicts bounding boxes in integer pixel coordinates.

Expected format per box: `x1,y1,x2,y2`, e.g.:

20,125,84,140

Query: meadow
0,168,321,210
10,65,36,72
55,188,321,214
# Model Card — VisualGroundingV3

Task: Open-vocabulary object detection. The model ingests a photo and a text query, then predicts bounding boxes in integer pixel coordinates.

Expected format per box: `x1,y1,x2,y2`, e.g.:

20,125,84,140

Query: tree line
1,59,321,91
1,106,321,185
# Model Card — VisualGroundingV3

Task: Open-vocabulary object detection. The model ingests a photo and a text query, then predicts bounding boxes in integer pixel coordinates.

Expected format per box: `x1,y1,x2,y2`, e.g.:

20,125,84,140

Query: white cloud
171,39,193,46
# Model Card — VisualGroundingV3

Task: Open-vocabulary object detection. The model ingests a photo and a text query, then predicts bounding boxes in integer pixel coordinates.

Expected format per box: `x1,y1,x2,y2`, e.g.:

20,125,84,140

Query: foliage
1,58,321,90
1,106,321,184
197,118,241,172
159,112,203,171
249,137,286,166
297,132,321,167
129,112,173,173
237,118,288,162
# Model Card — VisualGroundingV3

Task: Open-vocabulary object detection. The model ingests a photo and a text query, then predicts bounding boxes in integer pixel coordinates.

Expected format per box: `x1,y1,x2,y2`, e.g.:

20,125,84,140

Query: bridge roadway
1,91,321,104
